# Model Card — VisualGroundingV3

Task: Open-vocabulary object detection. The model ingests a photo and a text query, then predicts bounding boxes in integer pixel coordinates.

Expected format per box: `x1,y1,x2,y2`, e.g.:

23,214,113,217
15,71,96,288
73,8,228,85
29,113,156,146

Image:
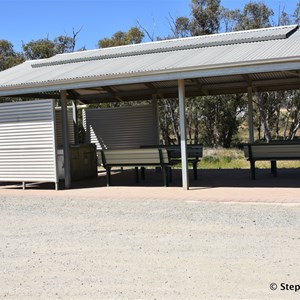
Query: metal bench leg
162,167,169,187
141,167,145,180
106,167,112,186
271,161,277,177
135,167,139,183
250,161,256,180
168,167,172,183
193,161,198,180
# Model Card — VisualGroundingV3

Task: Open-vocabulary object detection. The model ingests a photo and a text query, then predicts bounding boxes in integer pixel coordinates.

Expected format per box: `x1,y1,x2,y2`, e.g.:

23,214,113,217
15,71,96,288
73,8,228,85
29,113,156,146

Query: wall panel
0,100,58,184
83,105,158,150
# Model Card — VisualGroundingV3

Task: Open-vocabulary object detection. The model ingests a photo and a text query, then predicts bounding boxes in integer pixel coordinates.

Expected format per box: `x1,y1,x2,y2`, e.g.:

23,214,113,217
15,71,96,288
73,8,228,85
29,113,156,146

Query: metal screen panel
0,99,58,183
55,108,75,147
83,105,158,150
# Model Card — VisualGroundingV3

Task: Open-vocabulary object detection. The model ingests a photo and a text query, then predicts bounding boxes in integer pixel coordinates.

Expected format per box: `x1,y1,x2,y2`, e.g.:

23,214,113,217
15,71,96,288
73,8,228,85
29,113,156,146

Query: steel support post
178,79,189,190
248,86,254,143
60,90,71,189
72,100,79,144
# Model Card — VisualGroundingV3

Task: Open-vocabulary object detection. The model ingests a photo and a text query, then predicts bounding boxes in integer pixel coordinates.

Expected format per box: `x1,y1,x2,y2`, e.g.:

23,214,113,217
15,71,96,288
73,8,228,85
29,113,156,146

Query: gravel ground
0,193,300,300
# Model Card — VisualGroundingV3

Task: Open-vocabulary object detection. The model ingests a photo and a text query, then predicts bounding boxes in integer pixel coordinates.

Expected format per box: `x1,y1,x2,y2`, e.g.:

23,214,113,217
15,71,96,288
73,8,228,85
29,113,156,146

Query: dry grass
199,148,300,169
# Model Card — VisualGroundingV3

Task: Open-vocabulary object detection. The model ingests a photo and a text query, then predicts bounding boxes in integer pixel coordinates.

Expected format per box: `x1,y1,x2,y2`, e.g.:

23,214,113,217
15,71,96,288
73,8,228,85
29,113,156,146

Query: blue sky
1,0,299,52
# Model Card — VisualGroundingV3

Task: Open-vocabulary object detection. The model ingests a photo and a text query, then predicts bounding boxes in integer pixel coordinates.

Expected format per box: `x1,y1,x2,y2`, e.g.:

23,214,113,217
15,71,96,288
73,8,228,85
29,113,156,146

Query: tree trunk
166,99,180,144
257,93,272,142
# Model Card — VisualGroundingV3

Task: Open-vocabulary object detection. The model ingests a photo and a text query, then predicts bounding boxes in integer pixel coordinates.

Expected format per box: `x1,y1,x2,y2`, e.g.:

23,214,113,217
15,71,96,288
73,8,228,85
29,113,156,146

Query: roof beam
284,70,300,78
242,74,253,86
190,79,209,96
67,89,81,100
144,83,157,93
102,86,124,102
144,82,165,98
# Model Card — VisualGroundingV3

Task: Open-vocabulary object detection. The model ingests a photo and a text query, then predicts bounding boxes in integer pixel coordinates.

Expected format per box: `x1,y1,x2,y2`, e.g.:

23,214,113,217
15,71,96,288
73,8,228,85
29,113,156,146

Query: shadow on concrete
1,168,299,190
98,168,300,188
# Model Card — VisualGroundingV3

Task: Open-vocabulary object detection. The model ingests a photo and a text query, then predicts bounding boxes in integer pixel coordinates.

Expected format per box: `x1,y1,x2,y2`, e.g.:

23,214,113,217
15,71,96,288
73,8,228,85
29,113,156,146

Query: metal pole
60,91,71,189
178,79,189,190
72,100,79,145
248,86,254,143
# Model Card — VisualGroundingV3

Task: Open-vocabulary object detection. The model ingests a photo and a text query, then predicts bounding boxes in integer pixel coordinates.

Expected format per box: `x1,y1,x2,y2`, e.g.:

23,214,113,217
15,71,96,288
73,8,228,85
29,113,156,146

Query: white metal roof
0,25,300,101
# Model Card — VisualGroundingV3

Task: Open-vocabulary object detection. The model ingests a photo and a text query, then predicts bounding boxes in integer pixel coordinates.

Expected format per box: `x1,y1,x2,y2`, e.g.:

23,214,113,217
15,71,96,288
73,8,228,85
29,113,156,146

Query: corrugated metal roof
0,25,300,97
32,25,297,66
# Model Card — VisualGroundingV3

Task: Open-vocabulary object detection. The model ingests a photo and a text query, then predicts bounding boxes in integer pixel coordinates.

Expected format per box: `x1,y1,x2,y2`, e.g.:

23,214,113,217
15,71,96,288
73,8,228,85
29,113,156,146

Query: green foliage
98,27,144,48
0,40,14,57
234,1,274,30
127,27,145,44
196,94,247,148
159,99,180,145
199,148,247,169
169,17,192,38
282,91,300,140
220,7,241,32
22,38,56,59
158,95,247,148
22,29,82,59
190,0,221,35
0,40,25,71
54,35,75,53
278,8,292,26
294,1,300,24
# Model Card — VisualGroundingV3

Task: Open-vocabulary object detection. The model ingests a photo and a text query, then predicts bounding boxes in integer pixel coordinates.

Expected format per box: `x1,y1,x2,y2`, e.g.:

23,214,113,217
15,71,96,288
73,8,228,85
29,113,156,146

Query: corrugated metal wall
83,105,158,150
55,108,75,147
0,99,58,183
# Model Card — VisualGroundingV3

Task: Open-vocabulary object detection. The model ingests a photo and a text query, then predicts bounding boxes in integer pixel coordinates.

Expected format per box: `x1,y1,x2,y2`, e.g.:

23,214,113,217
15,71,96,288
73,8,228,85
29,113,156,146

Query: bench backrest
101,148,169,166
166,145,203,159
244,144,300,159
141,145,203,159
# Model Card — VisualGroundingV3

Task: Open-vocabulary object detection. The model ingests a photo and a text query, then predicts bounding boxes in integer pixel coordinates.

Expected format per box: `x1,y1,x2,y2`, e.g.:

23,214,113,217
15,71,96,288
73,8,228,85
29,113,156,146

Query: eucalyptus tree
190,0,221,35
234,1,274,30
98,27,144,48
294,1,300,24
0,40,25,102
22,38,56,60
22,28,83,60
168,16,192,38
0,40,24,71
220,8,240,32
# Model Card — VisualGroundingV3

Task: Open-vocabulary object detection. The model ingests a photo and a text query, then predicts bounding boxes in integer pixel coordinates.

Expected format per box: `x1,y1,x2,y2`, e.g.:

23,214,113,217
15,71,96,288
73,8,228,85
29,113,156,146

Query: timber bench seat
166,145,203,180
100,148,170,186
244,143,300,179
141,145,203,180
